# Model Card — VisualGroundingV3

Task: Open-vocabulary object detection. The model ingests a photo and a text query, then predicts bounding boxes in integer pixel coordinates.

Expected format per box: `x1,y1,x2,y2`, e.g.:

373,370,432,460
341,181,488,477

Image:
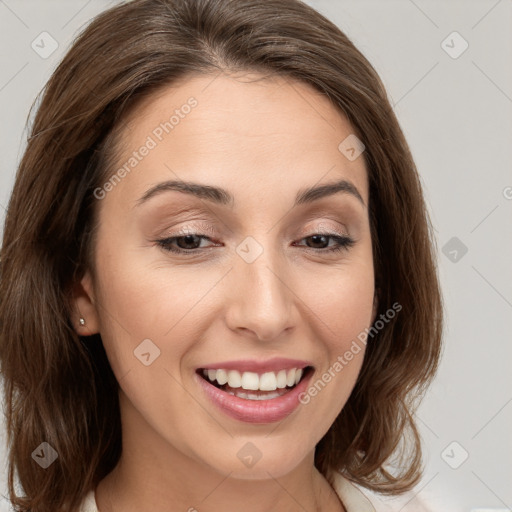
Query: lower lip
195,369,313,424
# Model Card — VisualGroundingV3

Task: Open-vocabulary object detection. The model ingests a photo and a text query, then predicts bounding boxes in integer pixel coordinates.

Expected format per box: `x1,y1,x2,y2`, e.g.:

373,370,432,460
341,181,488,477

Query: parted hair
0,0,443,510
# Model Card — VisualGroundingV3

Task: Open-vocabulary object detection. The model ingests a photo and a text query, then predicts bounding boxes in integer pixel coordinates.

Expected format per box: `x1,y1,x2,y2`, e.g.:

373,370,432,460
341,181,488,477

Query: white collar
331,471,377,512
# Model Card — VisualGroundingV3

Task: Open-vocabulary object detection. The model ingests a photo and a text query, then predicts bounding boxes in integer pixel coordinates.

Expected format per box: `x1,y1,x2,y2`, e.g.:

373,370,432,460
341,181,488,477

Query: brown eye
156,234,217,254
155,232,354,256
294,234,355,253
306,234,330,249
175,234,203,250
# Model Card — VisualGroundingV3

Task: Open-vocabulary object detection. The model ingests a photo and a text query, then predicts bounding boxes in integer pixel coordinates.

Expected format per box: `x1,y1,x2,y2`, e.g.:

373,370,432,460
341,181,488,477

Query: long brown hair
0,0,443,510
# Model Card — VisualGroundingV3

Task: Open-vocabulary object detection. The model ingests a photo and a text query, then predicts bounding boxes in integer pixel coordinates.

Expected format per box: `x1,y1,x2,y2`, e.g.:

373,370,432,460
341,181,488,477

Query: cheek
92,236,229,385
292,254,374,421
92,252,207,440
297,250,375,349
310,275,374,328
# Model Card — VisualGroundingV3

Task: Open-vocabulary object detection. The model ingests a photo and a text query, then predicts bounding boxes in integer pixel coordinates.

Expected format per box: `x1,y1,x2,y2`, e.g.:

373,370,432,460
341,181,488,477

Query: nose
224,244,295,342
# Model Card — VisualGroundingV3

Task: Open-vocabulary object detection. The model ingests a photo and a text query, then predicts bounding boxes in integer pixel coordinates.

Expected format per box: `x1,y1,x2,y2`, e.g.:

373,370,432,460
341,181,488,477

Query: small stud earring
79,317,86,326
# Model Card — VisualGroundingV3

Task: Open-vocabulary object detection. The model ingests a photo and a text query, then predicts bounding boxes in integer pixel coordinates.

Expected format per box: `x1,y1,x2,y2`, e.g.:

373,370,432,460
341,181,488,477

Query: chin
204,441,312,481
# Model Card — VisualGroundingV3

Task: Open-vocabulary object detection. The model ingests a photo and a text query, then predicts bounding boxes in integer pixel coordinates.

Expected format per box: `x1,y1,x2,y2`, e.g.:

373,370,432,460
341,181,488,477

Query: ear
71,271,100,336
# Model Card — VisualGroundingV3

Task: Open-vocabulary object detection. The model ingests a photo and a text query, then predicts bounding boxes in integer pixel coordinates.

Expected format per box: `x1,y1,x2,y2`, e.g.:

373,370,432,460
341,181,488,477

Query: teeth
202,367,306,391
225,389,286,400
227,370,241,388
259,372,277,391
241,372,259,390
276,370,287,389
216,369,228,385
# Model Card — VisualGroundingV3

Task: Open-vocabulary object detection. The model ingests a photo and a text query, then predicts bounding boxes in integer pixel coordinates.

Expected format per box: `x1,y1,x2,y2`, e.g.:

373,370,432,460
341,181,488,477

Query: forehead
104,71,369,209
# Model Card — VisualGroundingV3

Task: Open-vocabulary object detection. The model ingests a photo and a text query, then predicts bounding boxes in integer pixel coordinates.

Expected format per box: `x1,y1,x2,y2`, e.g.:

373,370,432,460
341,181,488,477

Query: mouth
196,366,314,401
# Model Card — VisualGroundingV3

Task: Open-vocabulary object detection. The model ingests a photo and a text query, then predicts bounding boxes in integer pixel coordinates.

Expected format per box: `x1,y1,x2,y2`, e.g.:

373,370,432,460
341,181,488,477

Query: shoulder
331,471,376,511
78,489,98,512
330,472,433,512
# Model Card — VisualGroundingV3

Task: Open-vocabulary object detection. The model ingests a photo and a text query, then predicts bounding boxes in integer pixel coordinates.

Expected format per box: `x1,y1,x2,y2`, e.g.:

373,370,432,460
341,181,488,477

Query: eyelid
161,226,350,241
160,221,218,238
304,221,350,238
159,219,351,240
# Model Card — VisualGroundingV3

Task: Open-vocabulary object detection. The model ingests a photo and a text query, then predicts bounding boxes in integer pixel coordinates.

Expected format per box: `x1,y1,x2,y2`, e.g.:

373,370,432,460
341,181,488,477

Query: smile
195,361,314,423
200,367,306,399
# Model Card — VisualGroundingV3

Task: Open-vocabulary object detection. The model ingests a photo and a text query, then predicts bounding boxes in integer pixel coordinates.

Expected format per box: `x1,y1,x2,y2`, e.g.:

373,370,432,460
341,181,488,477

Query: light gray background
0,1,511,511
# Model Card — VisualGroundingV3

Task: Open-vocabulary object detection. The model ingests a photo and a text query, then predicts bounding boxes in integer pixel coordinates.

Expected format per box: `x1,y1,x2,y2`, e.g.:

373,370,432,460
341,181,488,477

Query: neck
94,391,345,512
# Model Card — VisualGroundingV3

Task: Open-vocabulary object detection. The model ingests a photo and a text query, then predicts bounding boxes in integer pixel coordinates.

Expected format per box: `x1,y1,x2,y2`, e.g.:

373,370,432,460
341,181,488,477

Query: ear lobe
71,271,100,335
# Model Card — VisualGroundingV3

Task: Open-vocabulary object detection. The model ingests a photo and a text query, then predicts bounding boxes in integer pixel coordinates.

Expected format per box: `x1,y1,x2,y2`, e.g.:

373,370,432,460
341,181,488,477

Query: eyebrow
136,178,365,208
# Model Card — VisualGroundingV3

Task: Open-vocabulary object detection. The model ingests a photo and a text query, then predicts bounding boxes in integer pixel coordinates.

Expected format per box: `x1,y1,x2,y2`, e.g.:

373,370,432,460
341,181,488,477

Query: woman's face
77,72,377,479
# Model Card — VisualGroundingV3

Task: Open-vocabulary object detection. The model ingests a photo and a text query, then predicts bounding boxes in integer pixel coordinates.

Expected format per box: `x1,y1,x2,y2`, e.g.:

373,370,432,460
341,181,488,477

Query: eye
293,234,355,253
155,231,355,256
156,234,217,254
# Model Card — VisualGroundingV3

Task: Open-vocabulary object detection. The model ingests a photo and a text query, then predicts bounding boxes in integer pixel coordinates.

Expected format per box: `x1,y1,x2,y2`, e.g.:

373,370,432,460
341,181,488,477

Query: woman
0,0,443,510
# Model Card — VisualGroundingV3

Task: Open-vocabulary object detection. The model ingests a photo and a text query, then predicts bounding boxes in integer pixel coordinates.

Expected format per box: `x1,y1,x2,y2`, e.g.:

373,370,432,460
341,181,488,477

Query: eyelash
155,232,355,255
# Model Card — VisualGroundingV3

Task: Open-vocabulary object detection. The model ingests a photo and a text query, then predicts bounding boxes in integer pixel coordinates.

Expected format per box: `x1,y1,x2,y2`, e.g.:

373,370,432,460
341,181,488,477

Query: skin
73,71,377,512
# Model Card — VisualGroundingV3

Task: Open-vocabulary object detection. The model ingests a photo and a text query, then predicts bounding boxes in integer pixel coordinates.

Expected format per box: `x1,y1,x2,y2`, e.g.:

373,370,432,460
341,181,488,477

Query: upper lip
198,357,313,373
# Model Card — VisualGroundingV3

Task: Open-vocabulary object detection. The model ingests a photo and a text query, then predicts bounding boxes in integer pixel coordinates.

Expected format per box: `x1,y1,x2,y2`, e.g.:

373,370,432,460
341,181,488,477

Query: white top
78,472,376,512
